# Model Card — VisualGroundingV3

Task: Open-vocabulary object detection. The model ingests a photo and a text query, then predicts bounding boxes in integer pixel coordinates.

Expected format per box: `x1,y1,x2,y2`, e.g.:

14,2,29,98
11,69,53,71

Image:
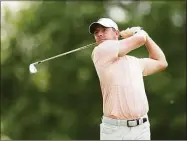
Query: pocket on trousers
143,121,150,129
100,123,119,134
142,121,151,137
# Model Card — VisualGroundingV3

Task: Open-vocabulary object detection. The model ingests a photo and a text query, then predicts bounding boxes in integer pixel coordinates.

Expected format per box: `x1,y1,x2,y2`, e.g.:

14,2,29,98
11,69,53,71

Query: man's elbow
160,61,168,70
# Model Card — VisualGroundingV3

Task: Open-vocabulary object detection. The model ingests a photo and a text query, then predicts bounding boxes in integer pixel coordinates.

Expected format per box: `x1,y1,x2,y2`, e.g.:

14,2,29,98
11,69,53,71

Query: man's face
93,24,120,45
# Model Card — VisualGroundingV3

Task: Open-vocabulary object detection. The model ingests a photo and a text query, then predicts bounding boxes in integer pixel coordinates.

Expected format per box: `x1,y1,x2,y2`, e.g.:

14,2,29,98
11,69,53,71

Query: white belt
102,115,148,127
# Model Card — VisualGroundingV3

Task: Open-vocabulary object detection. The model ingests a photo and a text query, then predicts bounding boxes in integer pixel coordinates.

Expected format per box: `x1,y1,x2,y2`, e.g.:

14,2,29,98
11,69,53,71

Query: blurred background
1,1,186,140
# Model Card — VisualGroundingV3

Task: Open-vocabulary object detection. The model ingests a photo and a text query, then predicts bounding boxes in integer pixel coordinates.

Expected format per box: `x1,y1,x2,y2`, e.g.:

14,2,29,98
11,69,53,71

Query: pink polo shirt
92,40,149,119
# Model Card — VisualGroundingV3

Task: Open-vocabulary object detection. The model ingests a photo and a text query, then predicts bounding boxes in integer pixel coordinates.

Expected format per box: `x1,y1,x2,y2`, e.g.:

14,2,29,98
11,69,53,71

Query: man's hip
100,115,151,140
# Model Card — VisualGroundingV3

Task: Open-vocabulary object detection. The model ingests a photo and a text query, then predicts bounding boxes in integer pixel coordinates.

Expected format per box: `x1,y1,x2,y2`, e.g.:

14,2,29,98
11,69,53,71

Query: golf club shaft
36,42,96,64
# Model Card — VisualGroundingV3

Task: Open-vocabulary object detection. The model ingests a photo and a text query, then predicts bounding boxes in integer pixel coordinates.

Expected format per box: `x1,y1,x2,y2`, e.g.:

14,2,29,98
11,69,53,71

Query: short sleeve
91,40,120,66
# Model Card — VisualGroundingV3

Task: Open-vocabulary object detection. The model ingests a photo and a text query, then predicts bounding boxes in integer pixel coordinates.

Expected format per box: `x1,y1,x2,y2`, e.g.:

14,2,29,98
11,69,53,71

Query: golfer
89,18,168,140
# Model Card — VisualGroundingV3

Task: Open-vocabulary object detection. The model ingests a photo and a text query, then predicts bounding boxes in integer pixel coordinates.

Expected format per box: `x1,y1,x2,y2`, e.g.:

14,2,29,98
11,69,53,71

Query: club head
29,63,37,73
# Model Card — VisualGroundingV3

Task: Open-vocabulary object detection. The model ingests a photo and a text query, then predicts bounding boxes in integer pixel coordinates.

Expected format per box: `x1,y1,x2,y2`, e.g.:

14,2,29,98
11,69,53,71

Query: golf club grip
39,42,96,63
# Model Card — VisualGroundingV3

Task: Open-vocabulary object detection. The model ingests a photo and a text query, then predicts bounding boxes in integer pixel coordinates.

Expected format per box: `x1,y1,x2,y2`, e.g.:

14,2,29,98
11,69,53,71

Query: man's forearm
145,34,168,64
118,30,147,57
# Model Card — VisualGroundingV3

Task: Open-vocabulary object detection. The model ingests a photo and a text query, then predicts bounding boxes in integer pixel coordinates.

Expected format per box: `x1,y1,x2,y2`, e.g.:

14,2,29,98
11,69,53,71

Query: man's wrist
133,27,143,35
134,29,148,39
120,27,147,39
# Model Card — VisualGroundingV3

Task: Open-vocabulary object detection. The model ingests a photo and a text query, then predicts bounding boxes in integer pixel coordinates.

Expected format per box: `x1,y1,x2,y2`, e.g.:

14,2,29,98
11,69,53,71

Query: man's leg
100,123,131,140
134,121,151,140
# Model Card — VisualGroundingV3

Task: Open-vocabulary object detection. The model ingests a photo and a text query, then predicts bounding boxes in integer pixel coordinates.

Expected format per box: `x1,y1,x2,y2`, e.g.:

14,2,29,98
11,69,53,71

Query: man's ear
116,30,120,38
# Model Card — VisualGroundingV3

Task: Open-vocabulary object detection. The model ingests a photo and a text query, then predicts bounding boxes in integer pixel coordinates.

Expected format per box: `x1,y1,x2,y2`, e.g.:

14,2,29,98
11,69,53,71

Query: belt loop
117,119,120,126
136,119,139,125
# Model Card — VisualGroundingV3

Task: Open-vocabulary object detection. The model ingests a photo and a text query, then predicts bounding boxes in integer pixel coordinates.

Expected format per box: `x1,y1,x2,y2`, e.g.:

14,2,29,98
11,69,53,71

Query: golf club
29,42,96,74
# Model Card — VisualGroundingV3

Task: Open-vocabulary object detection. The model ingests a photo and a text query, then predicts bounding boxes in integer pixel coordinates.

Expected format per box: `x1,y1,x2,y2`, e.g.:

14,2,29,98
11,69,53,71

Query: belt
102,116,148,127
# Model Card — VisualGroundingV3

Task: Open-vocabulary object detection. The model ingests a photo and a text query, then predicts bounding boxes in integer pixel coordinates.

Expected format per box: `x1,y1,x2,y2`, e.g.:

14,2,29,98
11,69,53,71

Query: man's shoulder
92,40,119,53
98,40,119,47
91,47,97,59
91,46,99,56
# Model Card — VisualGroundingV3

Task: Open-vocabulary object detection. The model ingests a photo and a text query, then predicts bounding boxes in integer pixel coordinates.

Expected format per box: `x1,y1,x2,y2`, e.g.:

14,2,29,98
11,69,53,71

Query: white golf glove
120,26,143,39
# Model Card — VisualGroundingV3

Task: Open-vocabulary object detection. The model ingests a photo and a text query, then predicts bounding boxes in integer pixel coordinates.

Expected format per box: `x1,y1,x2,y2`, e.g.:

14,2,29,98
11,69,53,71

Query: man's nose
98,31,103,37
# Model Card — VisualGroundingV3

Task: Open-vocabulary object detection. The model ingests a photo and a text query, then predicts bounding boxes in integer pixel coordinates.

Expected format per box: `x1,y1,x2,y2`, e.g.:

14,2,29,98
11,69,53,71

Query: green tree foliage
1,1,186,140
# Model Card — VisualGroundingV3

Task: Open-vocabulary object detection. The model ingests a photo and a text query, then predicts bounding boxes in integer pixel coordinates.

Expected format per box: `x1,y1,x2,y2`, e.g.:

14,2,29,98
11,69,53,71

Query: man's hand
120,27,142,39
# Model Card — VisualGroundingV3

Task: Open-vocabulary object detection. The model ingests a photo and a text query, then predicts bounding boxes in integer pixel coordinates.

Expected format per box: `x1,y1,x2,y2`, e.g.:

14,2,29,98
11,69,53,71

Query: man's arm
140,30,168,76
118,29,147,57
92,28,153,65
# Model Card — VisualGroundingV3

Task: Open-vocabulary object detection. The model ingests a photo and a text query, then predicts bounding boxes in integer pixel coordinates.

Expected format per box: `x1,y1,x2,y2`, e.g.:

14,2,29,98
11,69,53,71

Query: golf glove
120,26,143,39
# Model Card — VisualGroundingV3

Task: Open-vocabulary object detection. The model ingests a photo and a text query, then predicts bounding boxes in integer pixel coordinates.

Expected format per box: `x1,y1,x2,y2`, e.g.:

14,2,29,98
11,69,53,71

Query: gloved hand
120,26,143,39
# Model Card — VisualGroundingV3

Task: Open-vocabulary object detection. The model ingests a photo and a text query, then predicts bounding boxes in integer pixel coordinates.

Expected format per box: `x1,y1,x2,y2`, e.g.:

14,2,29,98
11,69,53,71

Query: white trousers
100,116,151,140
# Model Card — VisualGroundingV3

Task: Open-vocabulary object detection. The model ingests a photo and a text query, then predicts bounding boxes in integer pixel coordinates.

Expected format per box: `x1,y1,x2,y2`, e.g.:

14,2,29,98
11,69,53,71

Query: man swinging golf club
89,18,168,140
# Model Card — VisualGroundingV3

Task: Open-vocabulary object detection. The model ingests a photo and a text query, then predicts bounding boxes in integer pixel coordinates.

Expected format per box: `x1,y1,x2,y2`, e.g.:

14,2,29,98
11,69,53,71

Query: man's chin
97,40,106,45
